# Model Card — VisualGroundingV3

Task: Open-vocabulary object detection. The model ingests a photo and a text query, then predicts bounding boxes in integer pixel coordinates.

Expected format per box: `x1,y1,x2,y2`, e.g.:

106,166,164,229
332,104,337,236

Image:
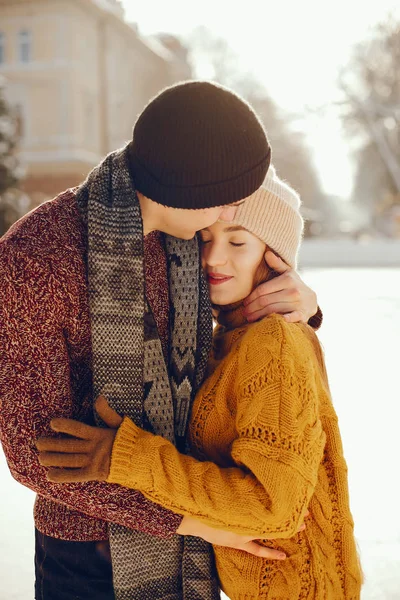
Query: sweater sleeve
0,246,181,539
107,316,326,538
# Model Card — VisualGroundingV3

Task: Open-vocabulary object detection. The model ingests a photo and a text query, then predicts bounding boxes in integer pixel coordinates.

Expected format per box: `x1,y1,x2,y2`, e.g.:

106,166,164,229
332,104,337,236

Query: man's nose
218,205,238,222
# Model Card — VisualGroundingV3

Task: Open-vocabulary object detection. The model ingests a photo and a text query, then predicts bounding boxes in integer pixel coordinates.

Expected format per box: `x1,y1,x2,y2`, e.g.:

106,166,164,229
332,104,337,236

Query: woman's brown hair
252,248,282,289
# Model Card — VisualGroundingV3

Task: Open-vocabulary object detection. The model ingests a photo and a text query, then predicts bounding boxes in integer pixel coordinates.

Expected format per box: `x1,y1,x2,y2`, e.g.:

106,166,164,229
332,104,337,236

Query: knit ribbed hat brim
129,148,271,209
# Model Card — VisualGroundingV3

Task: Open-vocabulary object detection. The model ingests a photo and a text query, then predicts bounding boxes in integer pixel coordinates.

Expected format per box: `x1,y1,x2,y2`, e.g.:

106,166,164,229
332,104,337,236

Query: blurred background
0,1,399,599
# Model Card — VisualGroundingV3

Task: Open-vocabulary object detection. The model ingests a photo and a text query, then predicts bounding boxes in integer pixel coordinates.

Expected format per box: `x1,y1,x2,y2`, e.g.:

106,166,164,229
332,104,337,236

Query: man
0,81,320,600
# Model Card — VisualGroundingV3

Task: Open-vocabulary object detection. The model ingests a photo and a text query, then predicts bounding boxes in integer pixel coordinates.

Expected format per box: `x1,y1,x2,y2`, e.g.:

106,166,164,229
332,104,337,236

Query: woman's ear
253,248,284,290
253,255,271,289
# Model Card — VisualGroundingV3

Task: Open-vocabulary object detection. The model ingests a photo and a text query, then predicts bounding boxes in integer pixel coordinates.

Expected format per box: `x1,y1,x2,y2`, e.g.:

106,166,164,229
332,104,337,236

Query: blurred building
0,0,191,206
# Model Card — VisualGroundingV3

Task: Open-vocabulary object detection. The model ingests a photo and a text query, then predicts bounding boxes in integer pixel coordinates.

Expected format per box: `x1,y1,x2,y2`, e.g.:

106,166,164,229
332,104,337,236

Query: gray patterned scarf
75,145,219,599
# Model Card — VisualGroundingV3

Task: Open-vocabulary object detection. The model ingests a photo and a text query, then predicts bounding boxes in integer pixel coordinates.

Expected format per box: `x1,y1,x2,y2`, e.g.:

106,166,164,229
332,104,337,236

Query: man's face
160,201,246,240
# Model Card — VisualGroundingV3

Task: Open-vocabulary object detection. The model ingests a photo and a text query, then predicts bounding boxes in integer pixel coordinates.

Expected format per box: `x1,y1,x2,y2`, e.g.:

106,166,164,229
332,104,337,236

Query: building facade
0,0,191,205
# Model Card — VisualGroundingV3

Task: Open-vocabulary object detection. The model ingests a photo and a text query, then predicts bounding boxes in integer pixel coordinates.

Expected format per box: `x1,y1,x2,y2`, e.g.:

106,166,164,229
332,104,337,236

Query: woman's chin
210,295,229,306
210,292,243,306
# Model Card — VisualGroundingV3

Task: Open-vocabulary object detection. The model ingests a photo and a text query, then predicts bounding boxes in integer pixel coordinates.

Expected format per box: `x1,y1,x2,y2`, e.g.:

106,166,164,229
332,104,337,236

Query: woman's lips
207,273,233,286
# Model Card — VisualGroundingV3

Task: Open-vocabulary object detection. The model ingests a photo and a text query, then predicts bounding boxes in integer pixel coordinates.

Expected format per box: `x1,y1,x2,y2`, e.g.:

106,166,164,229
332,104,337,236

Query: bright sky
121,0,400,199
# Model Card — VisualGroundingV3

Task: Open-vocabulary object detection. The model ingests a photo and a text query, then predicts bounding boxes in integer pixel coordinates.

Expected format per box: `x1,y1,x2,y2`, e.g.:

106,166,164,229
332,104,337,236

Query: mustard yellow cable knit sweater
108,310,362,599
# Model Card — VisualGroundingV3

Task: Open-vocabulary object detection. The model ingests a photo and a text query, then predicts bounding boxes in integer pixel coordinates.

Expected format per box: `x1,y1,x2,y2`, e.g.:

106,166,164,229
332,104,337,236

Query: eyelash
200,240,245,247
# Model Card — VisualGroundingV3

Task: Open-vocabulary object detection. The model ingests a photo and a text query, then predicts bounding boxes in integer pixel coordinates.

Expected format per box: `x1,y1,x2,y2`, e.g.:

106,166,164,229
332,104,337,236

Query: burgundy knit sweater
0,189,181,541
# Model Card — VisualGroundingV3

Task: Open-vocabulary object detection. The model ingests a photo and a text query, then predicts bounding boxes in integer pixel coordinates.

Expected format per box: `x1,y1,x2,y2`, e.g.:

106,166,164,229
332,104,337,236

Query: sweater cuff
107,417,184,536
107,416,150,489
308,305,323,330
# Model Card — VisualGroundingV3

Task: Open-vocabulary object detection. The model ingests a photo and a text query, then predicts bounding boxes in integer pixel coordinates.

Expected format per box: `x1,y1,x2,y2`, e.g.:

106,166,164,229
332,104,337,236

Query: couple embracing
0,81,362,599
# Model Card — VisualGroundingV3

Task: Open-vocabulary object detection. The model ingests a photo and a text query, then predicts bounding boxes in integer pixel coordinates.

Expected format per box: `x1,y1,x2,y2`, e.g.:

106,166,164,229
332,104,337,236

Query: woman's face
200,222,267,306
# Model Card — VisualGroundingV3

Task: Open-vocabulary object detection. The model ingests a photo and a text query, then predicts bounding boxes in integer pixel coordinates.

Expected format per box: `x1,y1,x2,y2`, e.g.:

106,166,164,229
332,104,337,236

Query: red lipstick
207,272,233,286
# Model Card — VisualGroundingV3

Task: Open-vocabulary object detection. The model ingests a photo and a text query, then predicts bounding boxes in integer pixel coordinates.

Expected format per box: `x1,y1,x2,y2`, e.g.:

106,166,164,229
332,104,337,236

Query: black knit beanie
128,80,271,209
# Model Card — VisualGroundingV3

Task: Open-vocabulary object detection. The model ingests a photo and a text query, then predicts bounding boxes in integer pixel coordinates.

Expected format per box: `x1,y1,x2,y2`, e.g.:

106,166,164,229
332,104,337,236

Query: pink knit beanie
231,165,304,268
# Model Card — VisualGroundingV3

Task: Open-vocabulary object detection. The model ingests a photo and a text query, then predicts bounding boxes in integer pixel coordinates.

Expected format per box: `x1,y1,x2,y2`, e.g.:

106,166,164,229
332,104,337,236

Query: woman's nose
207,255,227,267
204,243,227,267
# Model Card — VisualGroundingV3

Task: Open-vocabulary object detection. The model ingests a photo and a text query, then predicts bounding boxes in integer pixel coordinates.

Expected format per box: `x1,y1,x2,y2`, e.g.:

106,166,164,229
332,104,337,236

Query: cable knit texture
108,308,362,599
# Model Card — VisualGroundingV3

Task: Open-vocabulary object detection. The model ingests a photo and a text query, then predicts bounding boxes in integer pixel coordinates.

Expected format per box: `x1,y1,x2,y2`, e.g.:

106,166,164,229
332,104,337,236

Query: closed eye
230,242,245,247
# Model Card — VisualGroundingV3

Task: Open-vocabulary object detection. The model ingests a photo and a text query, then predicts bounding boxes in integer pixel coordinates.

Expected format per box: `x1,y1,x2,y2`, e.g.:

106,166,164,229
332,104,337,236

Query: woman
38,167,362,599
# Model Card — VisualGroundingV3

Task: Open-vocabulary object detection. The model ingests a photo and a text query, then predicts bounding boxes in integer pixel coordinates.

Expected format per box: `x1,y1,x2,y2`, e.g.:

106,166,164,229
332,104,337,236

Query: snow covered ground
299,238,400,268
1,267,399,599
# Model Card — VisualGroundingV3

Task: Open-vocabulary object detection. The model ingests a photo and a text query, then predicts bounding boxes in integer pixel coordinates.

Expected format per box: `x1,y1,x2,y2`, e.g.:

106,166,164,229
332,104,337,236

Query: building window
18,30,32,63
0,32,5,65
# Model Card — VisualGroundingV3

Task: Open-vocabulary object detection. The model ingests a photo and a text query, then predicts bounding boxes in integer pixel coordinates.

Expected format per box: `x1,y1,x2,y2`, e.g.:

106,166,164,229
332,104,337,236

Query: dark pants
35,529,115,600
